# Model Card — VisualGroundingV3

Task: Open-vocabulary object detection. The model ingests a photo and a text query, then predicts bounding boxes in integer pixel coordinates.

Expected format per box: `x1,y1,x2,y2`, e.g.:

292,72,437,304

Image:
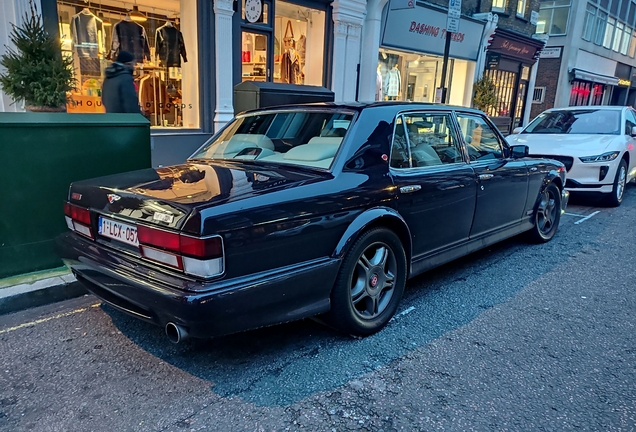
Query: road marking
390,306,416,322
574,210,601,225
0,303,101,335
564,212,586,217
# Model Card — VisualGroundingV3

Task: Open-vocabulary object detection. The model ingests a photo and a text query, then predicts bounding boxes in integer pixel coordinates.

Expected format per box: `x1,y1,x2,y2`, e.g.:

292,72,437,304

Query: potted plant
472,75,499,114
0,0,75,112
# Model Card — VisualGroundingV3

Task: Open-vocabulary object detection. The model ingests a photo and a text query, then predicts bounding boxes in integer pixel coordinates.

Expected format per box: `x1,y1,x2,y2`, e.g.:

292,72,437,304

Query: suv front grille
530,155,574,171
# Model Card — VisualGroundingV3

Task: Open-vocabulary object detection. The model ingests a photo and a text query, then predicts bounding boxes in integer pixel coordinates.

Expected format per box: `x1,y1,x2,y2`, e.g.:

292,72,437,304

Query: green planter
0,113,151,279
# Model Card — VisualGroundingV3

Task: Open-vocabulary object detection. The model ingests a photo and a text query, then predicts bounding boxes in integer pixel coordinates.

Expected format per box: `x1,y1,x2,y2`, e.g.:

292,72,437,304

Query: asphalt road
1,188,635,432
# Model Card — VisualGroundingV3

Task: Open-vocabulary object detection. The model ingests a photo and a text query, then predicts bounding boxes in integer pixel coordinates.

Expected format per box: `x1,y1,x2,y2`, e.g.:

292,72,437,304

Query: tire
604,159,627,207
325,228,407,337
527,182,562,244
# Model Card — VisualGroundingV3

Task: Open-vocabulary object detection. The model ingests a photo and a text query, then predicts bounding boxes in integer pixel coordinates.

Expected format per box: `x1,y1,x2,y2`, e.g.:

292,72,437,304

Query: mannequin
376,64,383,101
384,64,401,100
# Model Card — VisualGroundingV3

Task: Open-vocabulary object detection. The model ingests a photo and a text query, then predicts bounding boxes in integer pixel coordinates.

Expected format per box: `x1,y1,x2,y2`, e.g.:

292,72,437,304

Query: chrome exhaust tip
165,322,189,344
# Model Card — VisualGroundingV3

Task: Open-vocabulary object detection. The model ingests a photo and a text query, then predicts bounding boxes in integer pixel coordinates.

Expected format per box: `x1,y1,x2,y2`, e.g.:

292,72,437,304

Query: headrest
284,143,339,161
307,136,343,145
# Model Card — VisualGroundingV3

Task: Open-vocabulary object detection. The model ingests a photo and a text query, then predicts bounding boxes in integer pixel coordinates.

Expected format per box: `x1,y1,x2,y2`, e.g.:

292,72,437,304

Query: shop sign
487,53,500,69
381,4,484,61
539,47,561,59
489,35,538,61
617,78,631,87
390,0,415,10
530,11,539,25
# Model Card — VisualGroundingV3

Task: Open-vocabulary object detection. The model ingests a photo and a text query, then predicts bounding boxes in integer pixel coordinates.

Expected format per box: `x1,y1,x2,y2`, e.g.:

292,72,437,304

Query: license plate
98,217,139,247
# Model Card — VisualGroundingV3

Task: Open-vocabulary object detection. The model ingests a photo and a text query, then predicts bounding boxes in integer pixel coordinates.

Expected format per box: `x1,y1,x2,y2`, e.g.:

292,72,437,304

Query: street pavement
0,188,635,431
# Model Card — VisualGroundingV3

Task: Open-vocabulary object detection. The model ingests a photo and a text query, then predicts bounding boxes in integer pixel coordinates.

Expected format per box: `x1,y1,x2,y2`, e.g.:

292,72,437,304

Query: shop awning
571,68,619,86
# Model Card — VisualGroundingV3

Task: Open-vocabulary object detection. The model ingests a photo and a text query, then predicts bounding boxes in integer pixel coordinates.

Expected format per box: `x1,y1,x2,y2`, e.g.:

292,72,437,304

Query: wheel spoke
358,254,372,273
351,278,366,302
352,287,369,306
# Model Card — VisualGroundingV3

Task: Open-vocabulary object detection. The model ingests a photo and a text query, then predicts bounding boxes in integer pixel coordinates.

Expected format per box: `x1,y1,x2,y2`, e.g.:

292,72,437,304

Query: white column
331,0,365,102
357,0,388,102
214,0,234,132
472,12,498,82
523,33,548,125
0,0,41,112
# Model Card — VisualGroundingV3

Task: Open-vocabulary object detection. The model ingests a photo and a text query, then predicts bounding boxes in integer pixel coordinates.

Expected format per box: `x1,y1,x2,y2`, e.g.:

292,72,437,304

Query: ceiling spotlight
130,4,147,22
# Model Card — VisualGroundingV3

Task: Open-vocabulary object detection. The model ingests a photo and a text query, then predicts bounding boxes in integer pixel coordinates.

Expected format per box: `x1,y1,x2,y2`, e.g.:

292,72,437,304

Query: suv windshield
524,109,621,135
190,110,355,169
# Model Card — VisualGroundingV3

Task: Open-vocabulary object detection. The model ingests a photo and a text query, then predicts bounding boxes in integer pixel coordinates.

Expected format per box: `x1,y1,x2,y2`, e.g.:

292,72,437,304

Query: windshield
523,109,621,135
190,110,355,169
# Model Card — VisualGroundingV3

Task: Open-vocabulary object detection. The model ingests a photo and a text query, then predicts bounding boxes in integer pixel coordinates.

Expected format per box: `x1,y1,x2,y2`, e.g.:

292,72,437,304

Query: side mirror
631,126,636,137
510,144,529,159
511,127,524,134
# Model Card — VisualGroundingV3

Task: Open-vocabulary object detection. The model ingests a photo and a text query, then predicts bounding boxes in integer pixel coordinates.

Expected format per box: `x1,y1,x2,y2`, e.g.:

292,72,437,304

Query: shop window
603,17,615,48
241,31,269,81
569,80,605,106
532,87,546,103
517,0,527,17
630,29,636,57
583,4,597,41
274,1,325,85
613,21,624,51
492,0,507,12
483,69,517,118
537,0,570,35
621,26,632,54
58,0,199,128
594,10,608,45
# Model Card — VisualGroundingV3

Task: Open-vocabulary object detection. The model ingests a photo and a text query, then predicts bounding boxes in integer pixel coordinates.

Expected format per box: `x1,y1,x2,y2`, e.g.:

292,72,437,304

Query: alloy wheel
537,189,557,236
616,165,626,201
349,242,397,320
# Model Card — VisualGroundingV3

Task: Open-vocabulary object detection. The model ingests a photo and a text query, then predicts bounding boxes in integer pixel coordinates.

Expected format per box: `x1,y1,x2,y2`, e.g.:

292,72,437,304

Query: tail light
137,225,224,278
64,202,93,239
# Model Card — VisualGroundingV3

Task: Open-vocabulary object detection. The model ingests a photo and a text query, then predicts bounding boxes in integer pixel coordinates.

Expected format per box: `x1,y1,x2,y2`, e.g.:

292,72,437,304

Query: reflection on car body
57,102,568,344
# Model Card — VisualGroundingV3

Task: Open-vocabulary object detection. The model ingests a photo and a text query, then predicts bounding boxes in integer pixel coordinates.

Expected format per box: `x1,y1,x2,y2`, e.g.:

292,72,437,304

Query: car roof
543,105,627,112
239,101,486,116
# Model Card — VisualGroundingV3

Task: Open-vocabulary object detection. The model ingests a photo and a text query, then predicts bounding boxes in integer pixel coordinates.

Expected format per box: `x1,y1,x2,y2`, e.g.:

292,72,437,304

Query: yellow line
0,303,101,335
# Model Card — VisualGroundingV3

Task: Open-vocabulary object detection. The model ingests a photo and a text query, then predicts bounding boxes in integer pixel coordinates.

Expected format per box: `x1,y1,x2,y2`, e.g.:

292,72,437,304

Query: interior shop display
280,21,301,84
384,64,401,100
376,64,383,101
56,0,198,127
109,17,151,63
155,21,187,67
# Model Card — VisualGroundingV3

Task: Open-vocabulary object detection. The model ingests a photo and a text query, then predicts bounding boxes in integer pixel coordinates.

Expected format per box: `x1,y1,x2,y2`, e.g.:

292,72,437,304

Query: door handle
478,174,494,180
400,185,422,193
530,167,538,172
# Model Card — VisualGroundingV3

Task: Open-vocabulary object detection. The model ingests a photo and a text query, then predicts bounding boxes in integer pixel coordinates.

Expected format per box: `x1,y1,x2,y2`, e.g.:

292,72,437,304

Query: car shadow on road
103,215,588,408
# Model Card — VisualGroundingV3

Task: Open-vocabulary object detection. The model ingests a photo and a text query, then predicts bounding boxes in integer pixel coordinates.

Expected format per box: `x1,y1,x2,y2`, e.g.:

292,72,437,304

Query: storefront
377,2,485,107
567,50,618,107
237,0,331,87
610,62,632,106
483,28,543,133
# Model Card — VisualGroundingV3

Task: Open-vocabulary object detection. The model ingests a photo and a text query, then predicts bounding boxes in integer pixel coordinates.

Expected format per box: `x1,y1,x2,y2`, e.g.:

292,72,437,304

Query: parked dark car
57,102,569,343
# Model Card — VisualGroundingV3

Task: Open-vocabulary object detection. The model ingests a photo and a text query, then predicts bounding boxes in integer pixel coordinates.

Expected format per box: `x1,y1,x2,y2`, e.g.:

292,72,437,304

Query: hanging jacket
110,20,150,63
101,63,140,113
155,24,187,67
71,10,104,58
280,49,301,84
384,68,401,97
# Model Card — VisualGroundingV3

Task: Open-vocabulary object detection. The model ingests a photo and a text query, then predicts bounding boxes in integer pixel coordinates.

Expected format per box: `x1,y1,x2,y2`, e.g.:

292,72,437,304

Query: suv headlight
579,151,620,163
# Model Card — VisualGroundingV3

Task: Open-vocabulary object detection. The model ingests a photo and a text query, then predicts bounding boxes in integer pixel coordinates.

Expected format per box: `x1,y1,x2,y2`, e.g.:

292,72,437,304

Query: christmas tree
0,0,75,110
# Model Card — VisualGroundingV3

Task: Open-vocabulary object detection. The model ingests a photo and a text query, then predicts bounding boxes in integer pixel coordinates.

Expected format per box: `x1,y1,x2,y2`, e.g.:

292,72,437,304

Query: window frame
537,0,571,36
517,0,527,17
492,0,508,13
389,111,467,171
454,112,508,162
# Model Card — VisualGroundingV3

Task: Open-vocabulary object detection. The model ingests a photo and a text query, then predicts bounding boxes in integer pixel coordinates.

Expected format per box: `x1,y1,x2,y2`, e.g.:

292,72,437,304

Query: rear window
190,110,355,170
524,109,621,135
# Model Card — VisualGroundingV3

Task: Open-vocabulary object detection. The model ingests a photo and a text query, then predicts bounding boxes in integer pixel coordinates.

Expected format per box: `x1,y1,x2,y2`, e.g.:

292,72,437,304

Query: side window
456,114,504,161
625,110,636,135
390,116,411,169
390,112,463,169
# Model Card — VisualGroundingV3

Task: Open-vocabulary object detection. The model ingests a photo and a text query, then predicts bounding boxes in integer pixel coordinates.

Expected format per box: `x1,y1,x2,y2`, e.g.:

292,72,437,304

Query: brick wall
530,57,563,119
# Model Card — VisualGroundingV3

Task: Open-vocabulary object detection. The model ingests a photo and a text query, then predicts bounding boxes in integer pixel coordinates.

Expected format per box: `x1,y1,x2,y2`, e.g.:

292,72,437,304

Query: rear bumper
56,232,340,339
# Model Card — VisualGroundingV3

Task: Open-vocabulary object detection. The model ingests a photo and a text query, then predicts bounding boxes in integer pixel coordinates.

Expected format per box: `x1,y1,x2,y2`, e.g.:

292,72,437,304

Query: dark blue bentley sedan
57,102,568,343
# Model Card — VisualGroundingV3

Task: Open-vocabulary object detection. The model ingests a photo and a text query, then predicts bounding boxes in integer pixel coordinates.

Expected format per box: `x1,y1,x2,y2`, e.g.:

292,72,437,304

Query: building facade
1,0,546,164
531,0,636,120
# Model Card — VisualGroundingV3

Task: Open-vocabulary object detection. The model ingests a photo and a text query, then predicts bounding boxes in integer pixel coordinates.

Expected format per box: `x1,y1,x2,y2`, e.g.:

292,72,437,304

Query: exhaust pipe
165,322,189,344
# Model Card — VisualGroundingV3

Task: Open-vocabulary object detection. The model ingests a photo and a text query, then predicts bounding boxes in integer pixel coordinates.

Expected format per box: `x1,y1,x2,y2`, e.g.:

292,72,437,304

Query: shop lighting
129,4,147,22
